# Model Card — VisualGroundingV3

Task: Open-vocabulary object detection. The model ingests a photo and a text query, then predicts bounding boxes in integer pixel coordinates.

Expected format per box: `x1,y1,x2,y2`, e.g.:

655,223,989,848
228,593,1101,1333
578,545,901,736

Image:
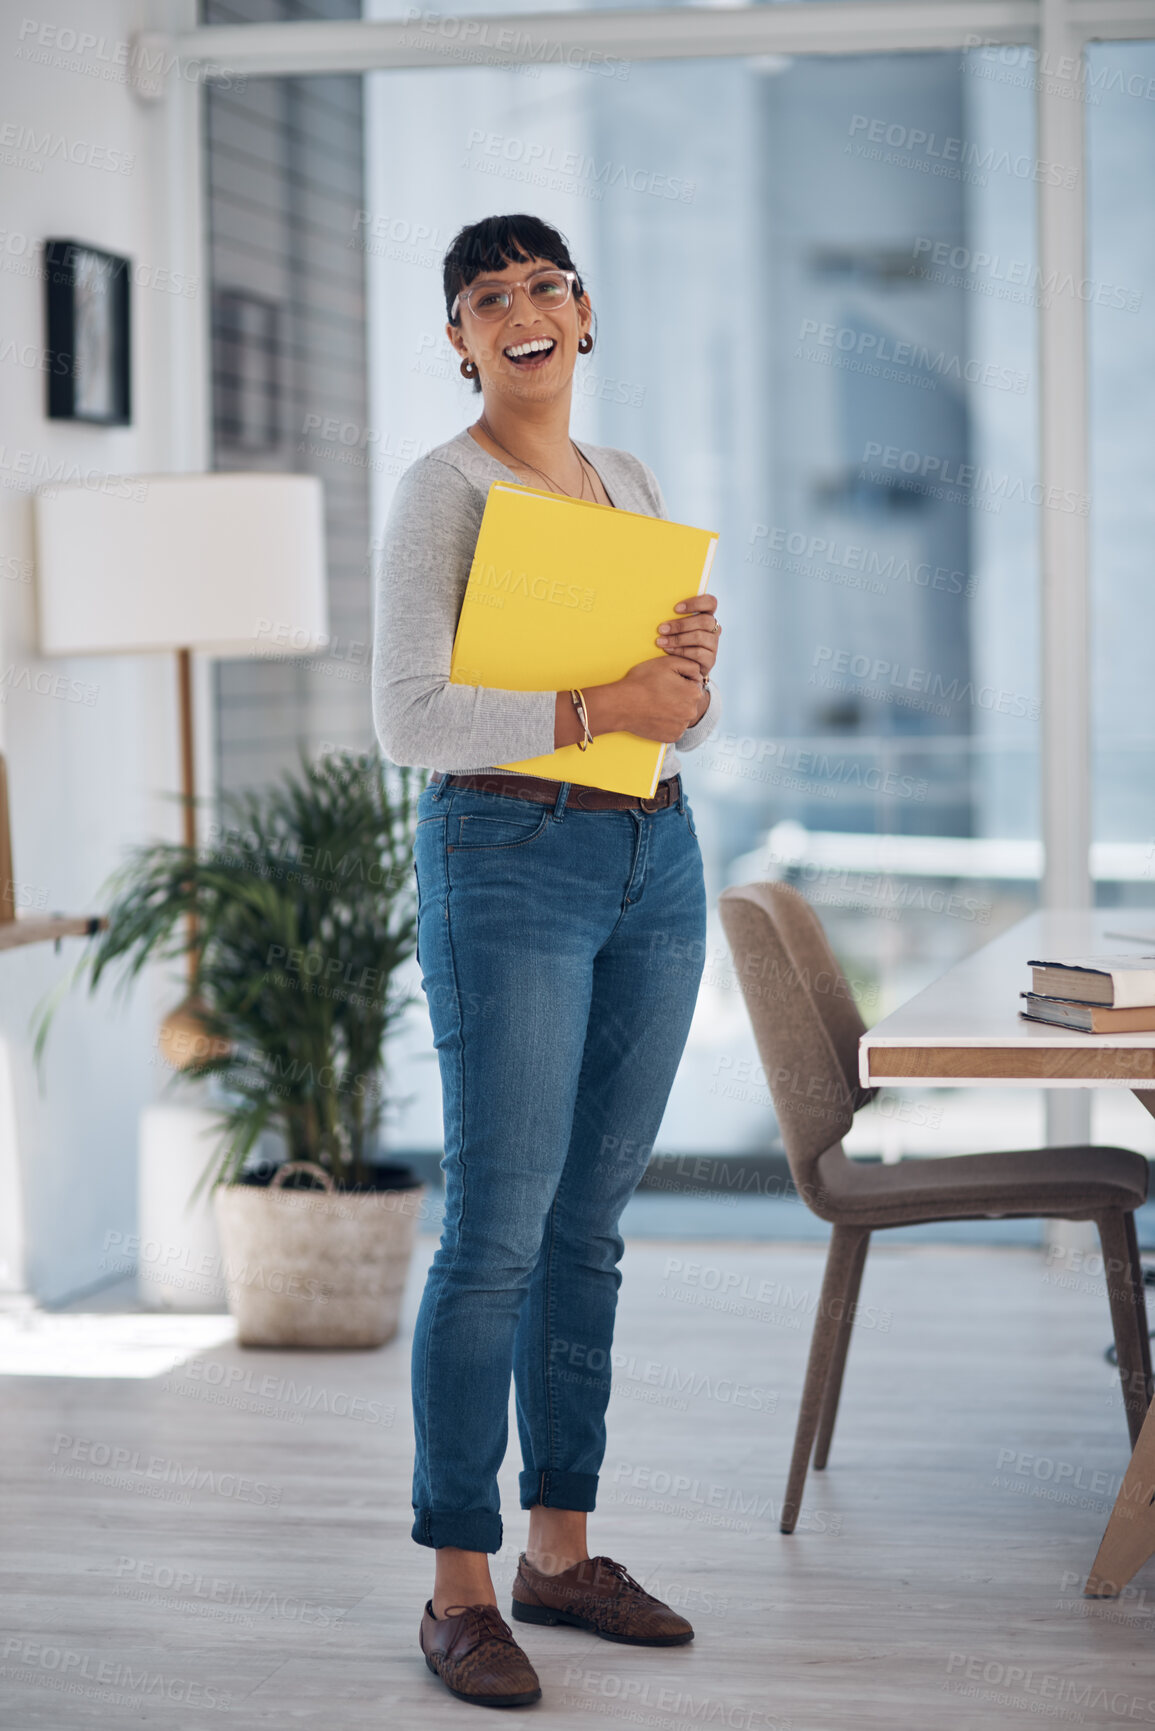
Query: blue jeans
409,774,707,1552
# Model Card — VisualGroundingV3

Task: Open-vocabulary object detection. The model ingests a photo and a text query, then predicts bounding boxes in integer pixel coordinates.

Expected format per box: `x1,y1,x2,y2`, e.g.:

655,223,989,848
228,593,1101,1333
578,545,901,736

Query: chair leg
813,1230,872,1472
781,1225,870,1534
1086,1395,1155,1597
1096,1211,1152,1448
1125,1211,1153,1398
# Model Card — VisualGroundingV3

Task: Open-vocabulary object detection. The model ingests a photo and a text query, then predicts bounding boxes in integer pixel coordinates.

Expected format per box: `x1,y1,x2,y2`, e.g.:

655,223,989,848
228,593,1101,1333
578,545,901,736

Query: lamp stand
158,649,228,1073
176,646,199,988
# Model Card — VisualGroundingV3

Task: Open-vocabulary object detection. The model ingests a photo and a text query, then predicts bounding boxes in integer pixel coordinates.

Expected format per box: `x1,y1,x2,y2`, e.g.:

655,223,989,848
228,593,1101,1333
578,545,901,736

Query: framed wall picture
44,240,131,426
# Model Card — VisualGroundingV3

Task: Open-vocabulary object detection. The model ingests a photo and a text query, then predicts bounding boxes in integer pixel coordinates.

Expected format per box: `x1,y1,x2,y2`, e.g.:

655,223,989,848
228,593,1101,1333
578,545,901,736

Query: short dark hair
443,213,595,394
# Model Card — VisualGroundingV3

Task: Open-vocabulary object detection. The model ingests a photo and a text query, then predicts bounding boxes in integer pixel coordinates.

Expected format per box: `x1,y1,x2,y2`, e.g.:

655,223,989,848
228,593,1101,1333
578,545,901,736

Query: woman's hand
655,592,721,680
557,594,722,746
611,655,711,744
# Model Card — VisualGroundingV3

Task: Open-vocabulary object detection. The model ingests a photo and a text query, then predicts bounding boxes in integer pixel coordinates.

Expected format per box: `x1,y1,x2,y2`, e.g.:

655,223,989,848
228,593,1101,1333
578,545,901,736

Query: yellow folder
449,481,719,797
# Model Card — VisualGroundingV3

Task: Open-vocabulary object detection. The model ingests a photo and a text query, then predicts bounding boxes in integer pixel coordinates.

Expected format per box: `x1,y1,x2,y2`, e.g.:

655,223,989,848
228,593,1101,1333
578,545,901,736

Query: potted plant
34,748,428,1348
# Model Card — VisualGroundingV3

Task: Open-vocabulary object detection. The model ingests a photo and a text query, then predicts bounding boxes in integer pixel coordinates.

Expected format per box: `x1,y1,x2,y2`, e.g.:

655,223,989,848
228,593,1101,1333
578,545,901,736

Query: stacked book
1020,956,1155,1033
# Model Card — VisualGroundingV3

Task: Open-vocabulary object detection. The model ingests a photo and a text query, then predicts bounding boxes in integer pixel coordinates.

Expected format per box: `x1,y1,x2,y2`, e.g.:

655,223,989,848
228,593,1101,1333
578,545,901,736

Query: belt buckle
637,792,662,814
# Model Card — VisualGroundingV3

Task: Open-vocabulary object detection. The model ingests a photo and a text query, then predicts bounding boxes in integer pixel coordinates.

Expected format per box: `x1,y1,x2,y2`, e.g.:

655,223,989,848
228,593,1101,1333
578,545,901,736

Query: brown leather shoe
420,1600,542,1708
511,1554,694,1646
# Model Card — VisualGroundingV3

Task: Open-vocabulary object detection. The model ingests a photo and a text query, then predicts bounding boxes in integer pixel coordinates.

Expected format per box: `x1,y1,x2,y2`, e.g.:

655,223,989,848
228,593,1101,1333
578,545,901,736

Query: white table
859,908,1155,1596
860,908,1155,1096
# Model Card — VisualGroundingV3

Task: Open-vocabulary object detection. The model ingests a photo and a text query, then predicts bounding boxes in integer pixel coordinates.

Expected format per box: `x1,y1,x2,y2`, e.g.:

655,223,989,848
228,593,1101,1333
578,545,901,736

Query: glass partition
366,46,1044,1173
1087,39,1155,1159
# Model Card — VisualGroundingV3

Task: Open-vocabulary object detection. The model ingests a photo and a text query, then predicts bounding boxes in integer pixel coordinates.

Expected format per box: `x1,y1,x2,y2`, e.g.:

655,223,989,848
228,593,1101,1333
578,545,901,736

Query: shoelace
587,1556,651,1597
442,1602,516,1643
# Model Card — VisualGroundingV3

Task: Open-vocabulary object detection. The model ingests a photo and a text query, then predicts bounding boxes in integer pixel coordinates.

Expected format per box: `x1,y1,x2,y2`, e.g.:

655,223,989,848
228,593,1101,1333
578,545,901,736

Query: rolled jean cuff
411,1507,504,1552
519,1469,599,1512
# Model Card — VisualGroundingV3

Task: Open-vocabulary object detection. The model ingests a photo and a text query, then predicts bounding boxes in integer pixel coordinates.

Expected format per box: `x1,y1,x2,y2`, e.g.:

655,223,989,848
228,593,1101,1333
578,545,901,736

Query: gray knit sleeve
371,456,558,771
676,684,721,753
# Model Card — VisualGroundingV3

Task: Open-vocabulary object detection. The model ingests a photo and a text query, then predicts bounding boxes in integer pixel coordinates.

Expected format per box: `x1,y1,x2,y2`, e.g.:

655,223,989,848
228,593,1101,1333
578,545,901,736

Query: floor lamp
34,469,328,933
33,473,329,1308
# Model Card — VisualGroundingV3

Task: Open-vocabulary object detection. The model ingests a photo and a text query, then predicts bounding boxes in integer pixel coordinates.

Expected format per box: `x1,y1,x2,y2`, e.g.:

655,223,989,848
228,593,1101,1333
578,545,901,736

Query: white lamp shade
33,473,329,657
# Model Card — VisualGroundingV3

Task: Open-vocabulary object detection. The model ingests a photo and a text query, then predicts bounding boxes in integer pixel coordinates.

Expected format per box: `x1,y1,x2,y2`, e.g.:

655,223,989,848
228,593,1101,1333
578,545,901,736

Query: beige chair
717,880,1152,1534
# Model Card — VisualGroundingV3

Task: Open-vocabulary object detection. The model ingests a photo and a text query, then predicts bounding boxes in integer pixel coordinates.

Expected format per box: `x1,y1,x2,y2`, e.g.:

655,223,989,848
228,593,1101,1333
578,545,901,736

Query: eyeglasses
451,268,578,323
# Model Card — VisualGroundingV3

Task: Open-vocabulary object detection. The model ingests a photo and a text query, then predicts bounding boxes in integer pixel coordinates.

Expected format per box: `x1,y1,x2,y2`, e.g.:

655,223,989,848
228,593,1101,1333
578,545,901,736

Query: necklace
476,414,595,501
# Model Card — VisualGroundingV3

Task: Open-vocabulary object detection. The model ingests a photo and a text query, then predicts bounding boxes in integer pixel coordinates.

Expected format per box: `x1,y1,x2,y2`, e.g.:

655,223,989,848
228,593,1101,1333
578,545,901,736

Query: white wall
0,0,208,1303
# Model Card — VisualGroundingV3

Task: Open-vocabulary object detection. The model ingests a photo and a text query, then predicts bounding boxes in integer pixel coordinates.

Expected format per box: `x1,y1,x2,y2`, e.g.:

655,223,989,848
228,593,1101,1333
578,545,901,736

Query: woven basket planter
213,1161,425,1349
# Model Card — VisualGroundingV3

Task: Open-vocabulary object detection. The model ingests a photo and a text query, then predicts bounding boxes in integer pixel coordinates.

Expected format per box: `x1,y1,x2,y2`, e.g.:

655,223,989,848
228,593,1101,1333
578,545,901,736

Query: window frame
177,0,1155,912
174,0,1155,1160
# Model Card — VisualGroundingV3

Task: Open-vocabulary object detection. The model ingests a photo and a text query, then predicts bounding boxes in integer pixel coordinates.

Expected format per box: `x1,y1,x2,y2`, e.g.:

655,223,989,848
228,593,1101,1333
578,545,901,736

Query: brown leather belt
430,770,680,813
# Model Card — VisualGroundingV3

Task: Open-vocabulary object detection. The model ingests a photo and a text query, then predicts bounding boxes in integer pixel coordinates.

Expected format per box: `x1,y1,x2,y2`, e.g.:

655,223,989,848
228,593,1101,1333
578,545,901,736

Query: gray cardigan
371,427,721,781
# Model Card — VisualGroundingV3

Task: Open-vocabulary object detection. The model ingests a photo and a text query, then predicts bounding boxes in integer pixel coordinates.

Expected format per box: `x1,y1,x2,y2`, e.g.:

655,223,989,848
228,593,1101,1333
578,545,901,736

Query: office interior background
1,0,1154,1293
5,5,1155,1728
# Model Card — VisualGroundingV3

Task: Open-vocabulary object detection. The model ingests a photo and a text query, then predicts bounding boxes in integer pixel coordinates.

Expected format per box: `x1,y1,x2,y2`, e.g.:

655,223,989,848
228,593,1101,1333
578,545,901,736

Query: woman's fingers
661,650,715,677
657,605,720,643
657,621,717,640
659,651,705,680
673,593,718,619
655,633,718,673
654,596,720,680
656,631,718,658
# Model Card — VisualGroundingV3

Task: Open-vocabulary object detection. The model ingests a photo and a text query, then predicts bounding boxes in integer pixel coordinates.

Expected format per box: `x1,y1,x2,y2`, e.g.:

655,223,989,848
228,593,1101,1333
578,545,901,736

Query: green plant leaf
31,749,428,1191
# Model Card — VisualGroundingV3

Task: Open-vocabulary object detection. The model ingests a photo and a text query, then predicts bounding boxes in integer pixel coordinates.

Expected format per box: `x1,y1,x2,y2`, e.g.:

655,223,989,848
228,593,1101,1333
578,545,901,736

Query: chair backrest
717,881,876,1216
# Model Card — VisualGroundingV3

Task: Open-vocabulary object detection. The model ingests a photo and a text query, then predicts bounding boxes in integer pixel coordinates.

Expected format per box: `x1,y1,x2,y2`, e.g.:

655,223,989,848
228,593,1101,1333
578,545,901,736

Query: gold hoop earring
577,334,593,355
460,357,477,379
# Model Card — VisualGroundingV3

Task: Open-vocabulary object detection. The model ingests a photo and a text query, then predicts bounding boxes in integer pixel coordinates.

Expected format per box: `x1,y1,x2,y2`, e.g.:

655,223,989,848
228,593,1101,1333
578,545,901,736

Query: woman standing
373,214,723,1710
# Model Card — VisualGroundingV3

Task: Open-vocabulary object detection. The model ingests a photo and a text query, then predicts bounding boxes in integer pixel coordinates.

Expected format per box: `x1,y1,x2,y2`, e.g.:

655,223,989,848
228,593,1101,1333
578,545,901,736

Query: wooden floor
2,1240,1153,1730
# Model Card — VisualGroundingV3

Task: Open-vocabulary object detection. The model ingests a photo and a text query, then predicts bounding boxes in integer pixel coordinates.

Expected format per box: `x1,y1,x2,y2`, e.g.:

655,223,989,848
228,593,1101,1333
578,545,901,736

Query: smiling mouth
503,338,557,368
